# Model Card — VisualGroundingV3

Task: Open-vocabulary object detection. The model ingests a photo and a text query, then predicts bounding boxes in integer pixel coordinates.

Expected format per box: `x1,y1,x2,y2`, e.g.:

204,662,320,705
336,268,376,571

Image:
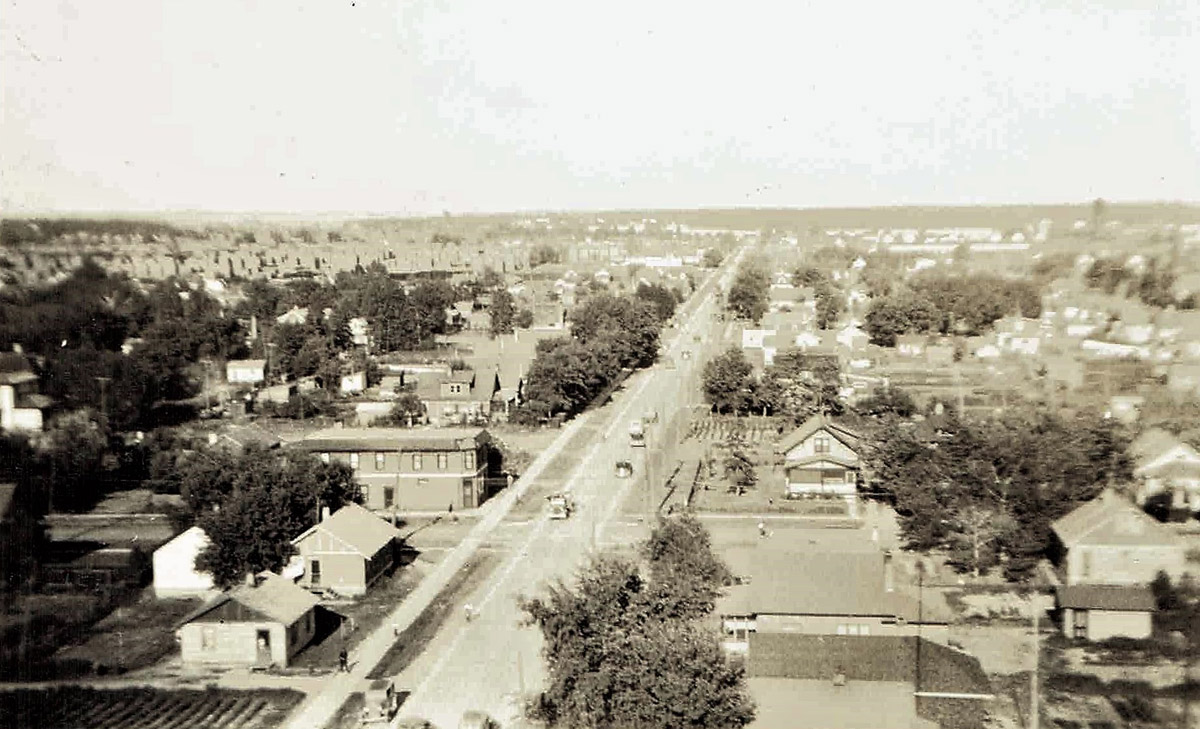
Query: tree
726,264,769,323
635,282,678,323
514,307,535,329
791,266,825,288
813,281,843,330
383,391,425,426
522,338,617,417
701,248,724,268
570,294,661,370
520,555,754,729
855,386,916,418
191,448,361,587
641,515,733,619
759,349,842,421
34,410,111,513
863,293,938,346
702,348,754,414
946,505,1018,577
491,288,516,336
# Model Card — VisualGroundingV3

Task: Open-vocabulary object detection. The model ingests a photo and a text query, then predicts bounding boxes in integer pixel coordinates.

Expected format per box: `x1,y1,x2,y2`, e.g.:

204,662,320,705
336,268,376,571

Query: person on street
758,521,768,538
339,647,349,672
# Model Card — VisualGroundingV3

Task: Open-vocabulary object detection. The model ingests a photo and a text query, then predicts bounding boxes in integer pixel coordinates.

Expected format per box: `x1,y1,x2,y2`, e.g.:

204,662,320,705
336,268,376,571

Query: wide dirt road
393,252,743,728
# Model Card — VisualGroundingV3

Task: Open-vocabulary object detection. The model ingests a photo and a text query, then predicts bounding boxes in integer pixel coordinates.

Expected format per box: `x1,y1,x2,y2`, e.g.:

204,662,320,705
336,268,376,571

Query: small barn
176,572,319,668
152,526,217,599
1057,585,1155,642
291,503,401,597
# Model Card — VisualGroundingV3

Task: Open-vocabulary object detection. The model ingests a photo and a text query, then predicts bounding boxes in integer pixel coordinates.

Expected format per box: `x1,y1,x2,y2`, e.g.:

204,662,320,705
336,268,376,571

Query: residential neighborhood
2,3,1199,726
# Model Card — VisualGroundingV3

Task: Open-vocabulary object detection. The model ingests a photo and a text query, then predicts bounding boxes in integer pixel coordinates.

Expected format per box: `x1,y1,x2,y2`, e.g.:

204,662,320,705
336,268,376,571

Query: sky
2,0,1198,215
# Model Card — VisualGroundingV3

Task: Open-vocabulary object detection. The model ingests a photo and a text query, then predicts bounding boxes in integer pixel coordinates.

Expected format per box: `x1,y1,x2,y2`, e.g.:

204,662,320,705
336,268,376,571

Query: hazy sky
2,0,1198,215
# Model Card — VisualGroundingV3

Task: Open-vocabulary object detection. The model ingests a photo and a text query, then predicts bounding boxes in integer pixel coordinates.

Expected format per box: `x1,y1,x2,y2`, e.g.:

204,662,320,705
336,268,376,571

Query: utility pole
95,376,111,420
1031,594,1040,729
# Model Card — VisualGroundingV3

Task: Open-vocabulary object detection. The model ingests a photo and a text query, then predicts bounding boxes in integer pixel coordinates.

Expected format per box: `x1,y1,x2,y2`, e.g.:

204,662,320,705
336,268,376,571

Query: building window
375,452,386,470
201,626,216,650
437,453,448,471
417,478,429,486
449,383,463,394
383,487,395,509
349,453,359,469
310,559,322,586
814,437,830,454
465,450,476,470
320,452,330,464
412,454,423,471
845,471,855,484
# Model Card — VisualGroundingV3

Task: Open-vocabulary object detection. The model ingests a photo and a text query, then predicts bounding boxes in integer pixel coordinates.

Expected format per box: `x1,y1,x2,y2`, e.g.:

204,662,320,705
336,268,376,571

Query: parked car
361,678,399,725
459,710,498,729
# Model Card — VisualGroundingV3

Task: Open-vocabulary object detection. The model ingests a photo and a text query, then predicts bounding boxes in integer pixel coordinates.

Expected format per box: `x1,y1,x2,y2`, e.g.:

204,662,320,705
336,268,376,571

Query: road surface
392,249,745,728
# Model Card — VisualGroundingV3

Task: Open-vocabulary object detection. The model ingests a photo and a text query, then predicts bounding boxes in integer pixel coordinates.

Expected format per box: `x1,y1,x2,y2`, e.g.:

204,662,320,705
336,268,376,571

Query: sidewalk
278,407,597,729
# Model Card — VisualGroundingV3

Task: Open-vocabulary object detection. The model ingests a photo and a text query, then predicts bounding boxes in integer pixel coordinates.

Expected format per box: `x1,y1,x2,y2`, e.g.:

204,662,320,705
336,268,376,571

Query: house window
349,453,359,469
320,452,330,464
450,383,463,394
1081,550,1092,579
465,450,476,470
375,453,386,470
814,437,830,454
310,559,322,586
412,454,423,471
845,471,855,484
383,487,395,509
201,626,216,650
437,453,448,471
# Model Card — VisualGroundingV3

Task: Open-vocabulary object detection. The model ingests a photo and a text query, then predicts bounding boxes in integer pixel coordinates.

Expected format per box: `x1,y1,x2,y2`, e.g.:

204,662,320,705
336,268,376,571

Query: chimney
883,550,894,593
244,571,257,587
321,506,331,522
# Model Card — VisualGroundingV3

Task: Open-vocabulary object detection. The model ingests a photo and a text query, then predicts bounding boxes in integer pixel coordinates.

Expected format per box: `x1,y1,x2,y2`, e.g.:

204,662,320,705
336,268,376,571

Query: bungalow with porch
775,414,862,517
1130,428,1200,518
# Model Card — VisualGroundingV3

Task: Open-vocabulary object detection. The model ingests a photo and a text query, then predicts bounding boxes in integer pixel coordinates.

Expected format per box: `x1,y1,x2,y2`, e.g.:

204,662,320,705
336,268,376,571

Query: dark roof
1057,585,1155,612
180,572,319,627
297,427,489,453
0,353,32,374
776,414,862,455
785,454,859,469
0,483,15,520
747,633,993,698
717,550,949,624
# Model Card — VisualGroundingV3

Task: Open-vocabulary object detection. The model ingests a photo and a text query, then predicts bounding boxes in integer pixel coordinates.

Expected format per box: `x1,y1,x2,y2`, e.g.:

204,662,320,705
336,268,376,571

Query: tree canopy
702,348,754,415
174,447,362,587
863,408,1132,578
520,516,752,729
725,263,769,323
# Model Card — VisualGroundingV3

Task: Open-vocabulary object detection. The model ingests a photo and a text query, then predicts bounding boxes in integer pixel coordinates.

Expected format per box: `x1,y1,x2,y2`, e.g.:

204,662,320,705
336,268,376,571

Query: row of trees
864,409,1131,578
863,273,1041,346
517,287,675,422
791,266,844,330
702,347,842,422
725,261,769,323
1084,256,1196,310
520,515,754,728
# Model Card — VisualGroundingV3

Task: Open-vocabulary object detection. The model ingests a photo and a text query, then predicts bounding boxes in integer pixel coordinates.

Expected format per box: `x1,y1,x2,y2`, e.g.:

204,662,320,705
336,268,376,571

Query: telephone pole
1030,595,1040,729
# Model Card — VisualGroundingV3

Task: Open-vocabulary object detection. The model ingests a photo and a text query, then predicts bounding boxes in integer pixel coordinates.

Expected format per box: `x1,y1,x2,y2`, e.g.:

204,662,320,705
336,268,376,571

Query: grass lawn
368,552,499,679
90,488,184,514
53,589,203,674
0,686,304,729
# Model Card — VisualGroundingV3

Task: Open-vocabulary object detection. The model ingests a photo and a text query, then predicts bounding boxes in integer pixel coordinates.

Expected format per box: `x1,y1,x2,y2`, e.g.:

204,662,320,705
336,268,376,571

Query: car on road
459,710,499,729
615,460,633,478
546,493,575,519
360,678,399,725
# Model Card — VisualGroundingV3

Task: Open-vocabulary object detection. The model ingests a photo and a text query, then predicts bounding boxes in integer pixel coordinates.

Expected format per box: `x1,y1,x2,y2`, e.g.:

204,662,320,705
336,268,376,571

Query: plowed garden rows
0,687,303,729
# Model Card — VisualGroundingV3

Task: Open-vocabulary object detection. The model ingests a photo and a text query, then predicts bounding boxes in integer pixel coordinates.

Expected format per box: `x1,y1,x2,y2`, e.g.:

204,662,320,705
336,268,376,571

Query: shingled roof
292,502,400,557
776,414,862,455
1051,489,1181,548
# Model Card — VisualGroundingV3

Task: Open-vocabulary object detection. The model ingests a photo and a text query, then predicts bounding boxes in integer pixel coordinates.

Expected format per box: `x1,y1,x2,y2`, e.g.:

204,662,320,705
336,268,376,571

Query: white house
153,526,217,599
340,371,367,394
226,359,267,384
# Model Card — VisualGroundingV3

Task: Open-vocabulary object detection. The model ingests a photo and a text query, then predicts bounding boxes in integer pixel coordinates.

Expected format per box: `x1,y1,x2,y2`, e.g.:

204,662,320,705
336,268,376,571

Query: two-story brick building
295,427,494,511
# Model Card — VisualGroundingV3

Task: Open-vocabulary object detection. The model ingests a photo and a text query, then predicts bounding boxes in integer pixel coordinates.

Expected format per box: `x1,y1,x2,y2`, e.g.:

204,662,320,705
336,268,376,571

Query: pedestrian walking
338,647,349,673
758,521,767,538
449,503,458,523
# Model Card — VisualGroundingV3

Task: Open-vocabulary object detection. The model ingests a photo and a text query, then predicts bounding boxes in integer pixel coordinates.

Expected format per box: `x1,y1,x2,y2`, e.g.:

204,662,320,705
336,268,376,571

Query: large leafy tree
490,288,517,336
863,408,1132,578
570,293,661,370
758,349,842,421
702,348,754,414
634,282,679,323
521,518,753,729
725,264,769,323
188,447,362,587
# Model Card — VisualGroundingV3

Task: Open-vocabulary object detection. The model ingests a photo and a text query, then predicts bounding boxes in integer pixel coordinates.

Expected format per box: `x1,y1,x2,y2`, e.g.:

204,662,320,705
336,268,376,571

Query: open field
0,686,304,729
53,590,202,676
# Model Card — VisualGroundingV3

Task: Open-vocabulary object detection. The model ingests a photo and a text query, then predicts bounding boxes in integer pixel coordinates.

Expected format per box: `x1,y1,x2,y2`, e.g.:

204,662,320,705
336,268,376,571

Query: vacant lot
0,686,304,729
53,589,203,675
